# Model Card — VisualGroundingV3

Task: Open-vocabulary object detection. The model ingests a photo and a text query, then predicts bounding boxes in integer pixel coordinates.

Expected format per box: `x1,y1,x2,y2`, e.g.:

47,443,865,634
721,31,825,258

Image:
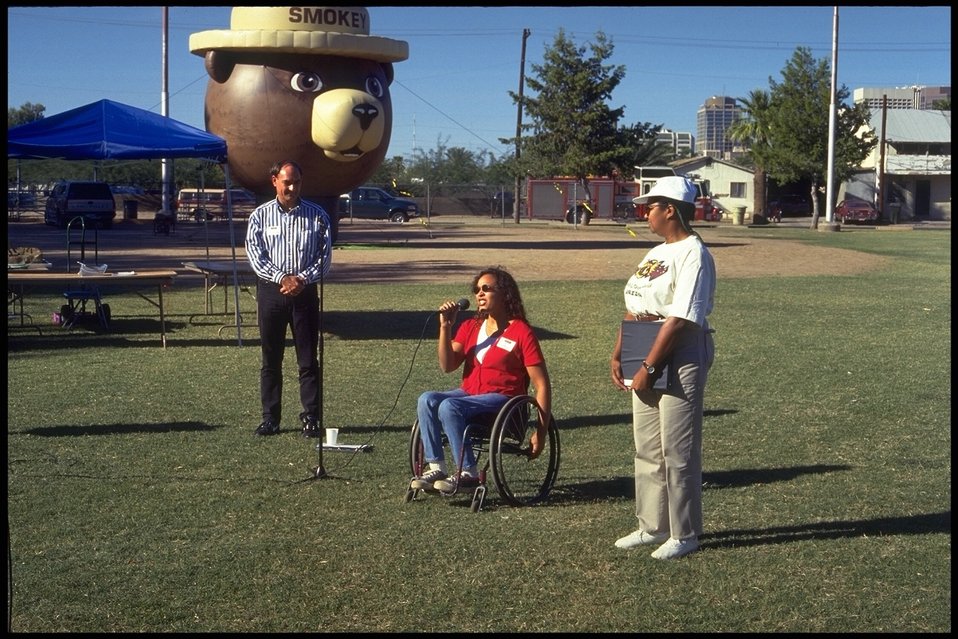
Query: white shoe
650,537,699,560
614,529,668,549
434,469,479,494
410,465,447,491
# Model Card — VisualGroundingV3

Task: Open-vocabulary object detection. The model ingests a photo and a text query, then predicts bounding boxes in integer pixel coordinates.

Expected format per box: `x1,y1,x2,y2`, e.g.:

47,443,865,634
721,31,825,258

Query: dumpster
123,200,138,220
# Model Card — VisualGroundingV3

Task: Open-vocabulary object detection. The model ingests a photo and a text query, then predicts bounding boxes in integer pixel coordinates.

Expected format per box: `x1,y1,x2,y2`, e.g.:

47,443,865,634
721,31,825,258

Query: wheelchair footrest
470,485,487,512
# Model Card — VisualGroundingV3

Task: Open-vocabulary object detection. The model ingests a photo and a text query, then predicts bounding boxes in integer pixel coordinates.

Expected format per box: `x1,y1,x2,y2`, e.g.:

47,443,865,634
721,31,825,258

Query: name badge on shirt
266,226,281,236
497,337,517,352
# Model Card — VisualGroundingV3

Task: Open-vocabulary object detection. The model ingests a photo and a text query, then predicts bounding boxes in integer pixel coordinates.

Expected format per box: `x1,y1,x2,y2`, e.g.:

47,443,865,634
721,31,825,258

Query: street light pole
824,5,839,227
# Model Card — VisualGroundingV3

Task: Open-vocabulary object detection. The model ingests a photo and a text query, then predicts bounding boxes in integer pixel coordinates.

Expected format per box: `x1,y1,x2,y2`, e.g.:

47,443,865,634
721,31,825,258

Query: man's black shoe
254,420,280,436
301,415,321,438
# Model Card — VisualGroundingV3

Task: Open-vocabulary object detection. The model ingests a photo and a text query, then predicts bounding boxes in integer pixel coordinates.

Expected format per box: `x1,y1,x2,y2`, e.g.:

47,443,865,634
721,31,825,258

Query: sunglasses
473,283,497,293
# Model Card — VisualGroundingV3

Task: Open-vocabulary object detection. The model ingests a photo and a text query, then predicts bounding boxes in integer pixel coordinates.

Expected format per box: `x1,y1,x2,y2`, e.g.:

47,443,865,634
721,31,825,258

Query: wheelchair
404,394,560,513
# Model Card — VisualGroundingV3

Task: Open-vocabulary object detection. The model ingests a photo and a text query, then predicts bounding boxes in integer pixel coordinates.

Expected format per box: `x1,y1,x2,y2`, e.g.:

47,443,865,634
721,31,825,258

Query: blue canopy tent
8,99,246,344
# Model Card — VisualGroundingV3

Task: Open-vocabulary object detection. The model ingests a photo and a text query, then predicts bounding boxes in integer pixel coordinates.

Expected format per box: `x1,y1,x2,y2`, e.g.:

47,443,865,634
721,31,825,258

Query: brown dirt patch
6,213,887,285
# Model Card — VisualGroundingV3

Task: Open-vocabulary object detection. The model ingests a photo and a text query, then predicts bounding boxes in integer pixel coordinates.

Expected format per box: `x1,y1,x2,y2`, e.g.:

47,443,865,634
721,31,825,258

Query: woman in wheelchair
410,267,552,494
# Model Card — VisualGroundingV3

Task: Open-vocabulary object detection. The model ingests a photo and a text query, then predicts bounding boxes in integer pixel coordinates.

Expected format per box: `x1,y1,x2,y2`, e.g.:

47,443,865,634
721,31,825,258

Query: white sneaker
650,537,700,560
434,469,479,494
614,529,669,549
410,466,447,491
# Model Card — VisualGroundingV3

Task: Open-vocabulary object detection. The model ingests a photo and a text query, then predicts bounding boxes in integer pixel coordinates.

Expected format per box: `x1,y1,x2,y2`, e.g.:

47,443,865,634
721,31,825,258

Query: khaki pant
630,327,714,540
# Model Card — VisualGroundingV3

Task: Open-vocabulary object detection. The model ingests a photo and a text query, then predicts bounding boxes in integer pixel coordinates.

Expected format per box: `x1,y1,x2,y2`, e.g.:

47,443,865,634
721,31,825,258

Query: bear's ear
205,51,236,84
382,63,394,86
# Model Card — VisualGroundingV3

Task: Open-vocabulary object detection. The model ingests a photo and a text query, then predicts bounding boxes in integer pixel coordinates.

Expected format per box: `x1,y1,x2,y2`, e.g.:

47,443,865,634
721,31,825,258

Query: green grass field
7,228,951,632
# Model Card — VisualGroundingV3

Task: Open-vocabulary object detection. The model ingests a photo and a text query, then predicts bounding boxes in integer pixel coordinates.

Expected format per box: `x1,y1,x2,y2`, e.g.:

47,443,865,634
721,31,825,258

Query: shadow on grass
550,464,853,505
14,421,222,436
7,318,191,351
703,510,951,548
558,408,738,431
8,311,574,349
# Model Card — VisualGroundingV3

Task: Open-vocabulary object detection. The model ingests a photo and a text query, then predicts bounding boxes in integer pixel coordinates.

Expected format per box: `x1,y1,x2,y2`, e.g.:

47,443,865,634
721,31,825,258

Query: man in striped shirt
245,160,332,438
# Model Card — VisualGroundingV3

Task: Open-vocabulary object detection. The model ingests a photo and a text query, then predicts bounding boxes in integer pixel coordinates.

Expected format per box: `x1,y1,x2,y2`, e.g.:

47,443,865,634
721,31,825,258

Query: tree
727,89,773,224
504,29,630,210
930,97,951,110
367,155,409,188
765,47,876,229
405,136,486,185
616,122,673,170
8,102,46,128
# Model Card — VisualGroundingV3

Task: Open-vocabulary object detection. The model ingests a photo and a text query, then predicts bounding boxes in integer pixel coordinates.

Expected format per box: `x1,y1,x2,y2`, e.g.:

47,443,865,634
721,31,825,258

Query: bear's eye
290,72,323,93
365,76,384,99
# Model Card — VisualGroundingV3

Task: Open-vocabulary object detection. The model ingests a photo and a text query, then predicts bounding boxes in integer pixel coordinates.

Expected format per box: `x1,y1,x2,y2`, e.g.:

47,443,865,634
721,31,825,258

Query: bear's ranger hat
190,6,408,63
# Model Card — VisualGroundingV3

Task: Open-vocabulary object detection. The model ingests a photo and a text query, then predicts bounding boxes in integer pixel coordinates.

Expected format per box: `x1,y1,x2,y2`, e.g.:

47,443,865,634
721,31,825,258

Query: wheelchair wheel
408,419,424,478
489,395,560,507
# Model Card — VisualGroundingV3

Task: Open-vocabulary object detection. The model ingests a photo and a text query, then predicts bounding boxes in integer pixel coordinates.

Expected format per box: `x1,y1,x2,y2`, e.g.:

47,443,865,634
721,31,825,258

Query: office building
853,86,951,110
695,96,742,159
656,128,695,158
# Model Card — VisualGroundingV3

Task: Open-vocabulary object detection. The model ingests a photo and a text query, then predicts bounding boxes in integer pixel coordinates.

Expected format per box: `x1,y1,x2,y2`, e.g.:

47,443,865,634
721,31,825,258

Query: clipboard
620,320,670,390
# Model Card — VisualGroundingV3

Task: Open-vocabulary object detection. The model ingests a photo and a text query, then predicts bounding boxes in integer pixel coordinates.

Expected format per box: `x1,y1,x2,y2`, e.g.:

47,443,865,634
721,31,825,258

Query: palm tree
727,90,773,224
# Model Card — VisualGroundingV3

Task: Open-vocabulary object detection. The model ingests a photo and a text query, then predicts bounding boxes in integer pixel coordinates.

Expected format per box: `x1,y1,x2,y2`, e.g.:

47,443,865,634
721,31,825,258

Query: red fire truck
524,174,637,223
525,167,717,223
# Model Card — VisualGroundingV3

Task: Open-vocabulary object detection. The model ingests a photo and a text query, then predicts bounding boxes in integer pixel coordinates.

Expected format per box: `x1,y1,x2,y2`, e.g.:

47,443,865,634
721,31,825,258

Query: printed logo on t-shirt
636,259,668,281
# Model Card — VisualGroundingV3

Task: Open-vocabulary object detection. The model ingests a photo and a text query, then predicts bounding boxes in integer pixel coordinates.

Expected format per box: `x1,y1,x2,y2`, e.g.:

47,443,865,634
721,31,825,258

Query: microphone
456,298,470,311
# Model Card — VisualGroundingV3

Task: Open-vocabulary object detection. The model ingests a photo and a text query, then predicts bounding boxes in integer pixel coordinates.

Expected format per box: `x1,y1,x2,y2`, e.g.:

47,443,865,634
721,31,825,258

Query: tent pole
223,163,243,346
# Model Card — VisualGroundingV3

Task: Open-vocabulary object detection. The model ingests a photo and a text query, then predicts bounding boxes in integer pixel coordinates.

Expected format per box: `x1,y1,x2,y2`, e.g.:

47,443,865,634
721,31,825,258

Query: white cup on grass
325,428,339,446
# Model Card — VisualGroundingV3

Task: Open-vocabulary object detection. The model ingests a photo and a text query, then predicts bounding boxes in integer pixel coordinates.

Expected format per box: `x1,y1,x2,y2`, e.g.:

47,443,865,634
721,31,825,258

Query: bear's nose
352,104,380,130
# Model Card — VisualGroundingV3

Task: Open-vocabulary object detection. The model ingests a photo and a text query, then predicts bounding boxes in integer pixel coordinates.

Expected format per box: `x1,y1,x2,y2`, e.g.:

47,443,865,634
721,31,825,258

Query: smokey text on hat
288,7,368,32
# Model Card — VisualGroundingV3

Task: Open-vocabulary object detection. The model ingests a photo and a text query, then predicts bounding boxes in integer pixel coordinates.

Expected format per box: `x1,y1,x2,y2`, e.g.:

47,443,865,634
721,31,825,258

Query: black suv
338,186,419,223
44,181,117,229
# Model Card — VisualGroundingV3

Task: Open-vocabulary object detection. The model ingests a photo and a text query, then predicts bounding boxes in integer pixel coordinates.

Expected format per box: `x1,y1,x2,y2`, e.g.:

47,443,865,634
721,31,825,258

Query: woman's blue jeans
417,389,510,470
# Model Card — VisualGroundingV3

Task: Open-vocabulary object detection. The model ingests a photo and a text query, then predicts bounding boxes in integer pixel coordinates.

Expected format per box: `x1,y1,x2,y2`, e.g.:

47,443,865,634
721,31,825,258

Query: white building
853,85,951,111
670,156,755,218
656,128,695,158
849,108,951,221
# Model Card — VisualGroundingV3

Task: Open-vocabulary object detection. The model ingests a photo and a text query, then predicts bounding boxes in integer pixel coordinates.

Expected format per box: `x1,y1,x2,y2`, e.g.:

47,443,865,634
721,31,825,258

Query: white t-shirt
623,235,715,328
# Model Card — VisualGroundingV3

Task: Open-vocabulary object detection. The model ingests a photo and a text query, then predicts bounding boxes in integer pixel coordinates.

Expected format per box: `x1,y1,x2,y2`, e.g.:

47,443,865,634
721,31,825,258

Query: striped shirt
245,198,332,285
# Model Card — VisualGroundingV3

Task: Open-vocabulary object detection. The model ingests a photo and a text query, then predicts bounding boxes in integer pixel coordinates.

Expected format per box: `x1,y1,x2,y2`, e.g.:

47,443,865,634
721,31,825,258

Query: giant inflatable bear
189,6,408,241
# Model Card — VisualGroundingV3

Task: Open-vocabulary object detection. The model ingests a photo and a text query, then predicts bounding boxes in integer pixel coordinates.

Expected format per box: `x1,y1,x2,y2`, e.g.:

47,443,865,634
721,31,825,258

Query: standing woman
610,176,716,560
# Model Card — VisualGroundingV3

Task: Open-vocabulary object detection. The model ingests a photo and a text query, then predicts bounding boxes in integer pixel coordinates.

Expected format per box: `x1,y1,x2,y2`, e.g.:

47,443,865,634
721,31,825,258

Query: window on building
730,182,747,198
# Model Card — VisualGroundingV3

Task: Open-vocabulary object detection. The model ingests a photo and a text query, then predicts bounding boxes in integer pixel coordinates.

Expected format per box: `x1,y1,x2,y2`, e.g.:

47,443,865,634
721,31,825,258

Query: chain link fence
382,183,517,219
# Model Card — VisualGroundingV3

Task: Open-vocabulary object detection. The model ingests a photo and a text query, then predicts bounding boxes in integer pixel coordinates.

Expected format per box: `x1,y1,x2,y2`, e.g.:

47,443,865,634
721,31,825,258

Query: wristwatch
642,360,658,376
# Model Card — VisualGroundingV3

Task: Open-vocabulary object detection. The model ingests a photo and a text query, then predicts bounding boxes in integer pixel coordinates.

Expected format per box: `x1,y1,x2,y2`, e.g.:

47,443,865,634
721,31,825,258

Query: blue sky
7,6,951,161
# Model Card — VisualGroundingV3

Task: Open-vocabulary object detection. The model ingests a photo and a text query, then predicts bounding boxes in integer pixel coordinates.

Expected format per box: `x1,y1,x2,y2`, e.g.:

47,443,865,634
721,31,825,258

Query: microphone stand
313,217,329,479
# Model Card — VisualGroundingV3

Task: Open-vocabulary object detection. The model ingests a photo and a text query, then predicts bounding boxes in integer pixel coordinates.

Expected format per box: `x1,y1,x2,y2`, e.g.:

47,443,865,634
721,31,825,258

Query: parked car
836,196,879,224
8,189,37,208
338,186,419,223
44,181,116,229
768,194,811,220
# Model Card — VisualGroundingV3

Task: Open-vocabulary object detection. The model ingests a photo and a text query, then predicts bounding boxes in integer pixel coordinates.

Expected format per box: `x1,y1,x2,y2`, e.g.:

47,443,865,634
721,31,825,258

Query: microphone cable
308,299,470,477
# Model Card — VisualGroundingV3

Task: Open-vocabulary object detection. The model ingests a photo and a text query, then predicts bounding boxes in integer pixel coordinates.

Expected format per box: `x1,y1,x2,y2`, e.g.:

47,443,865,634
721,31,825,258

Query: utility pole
512,28,531,224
